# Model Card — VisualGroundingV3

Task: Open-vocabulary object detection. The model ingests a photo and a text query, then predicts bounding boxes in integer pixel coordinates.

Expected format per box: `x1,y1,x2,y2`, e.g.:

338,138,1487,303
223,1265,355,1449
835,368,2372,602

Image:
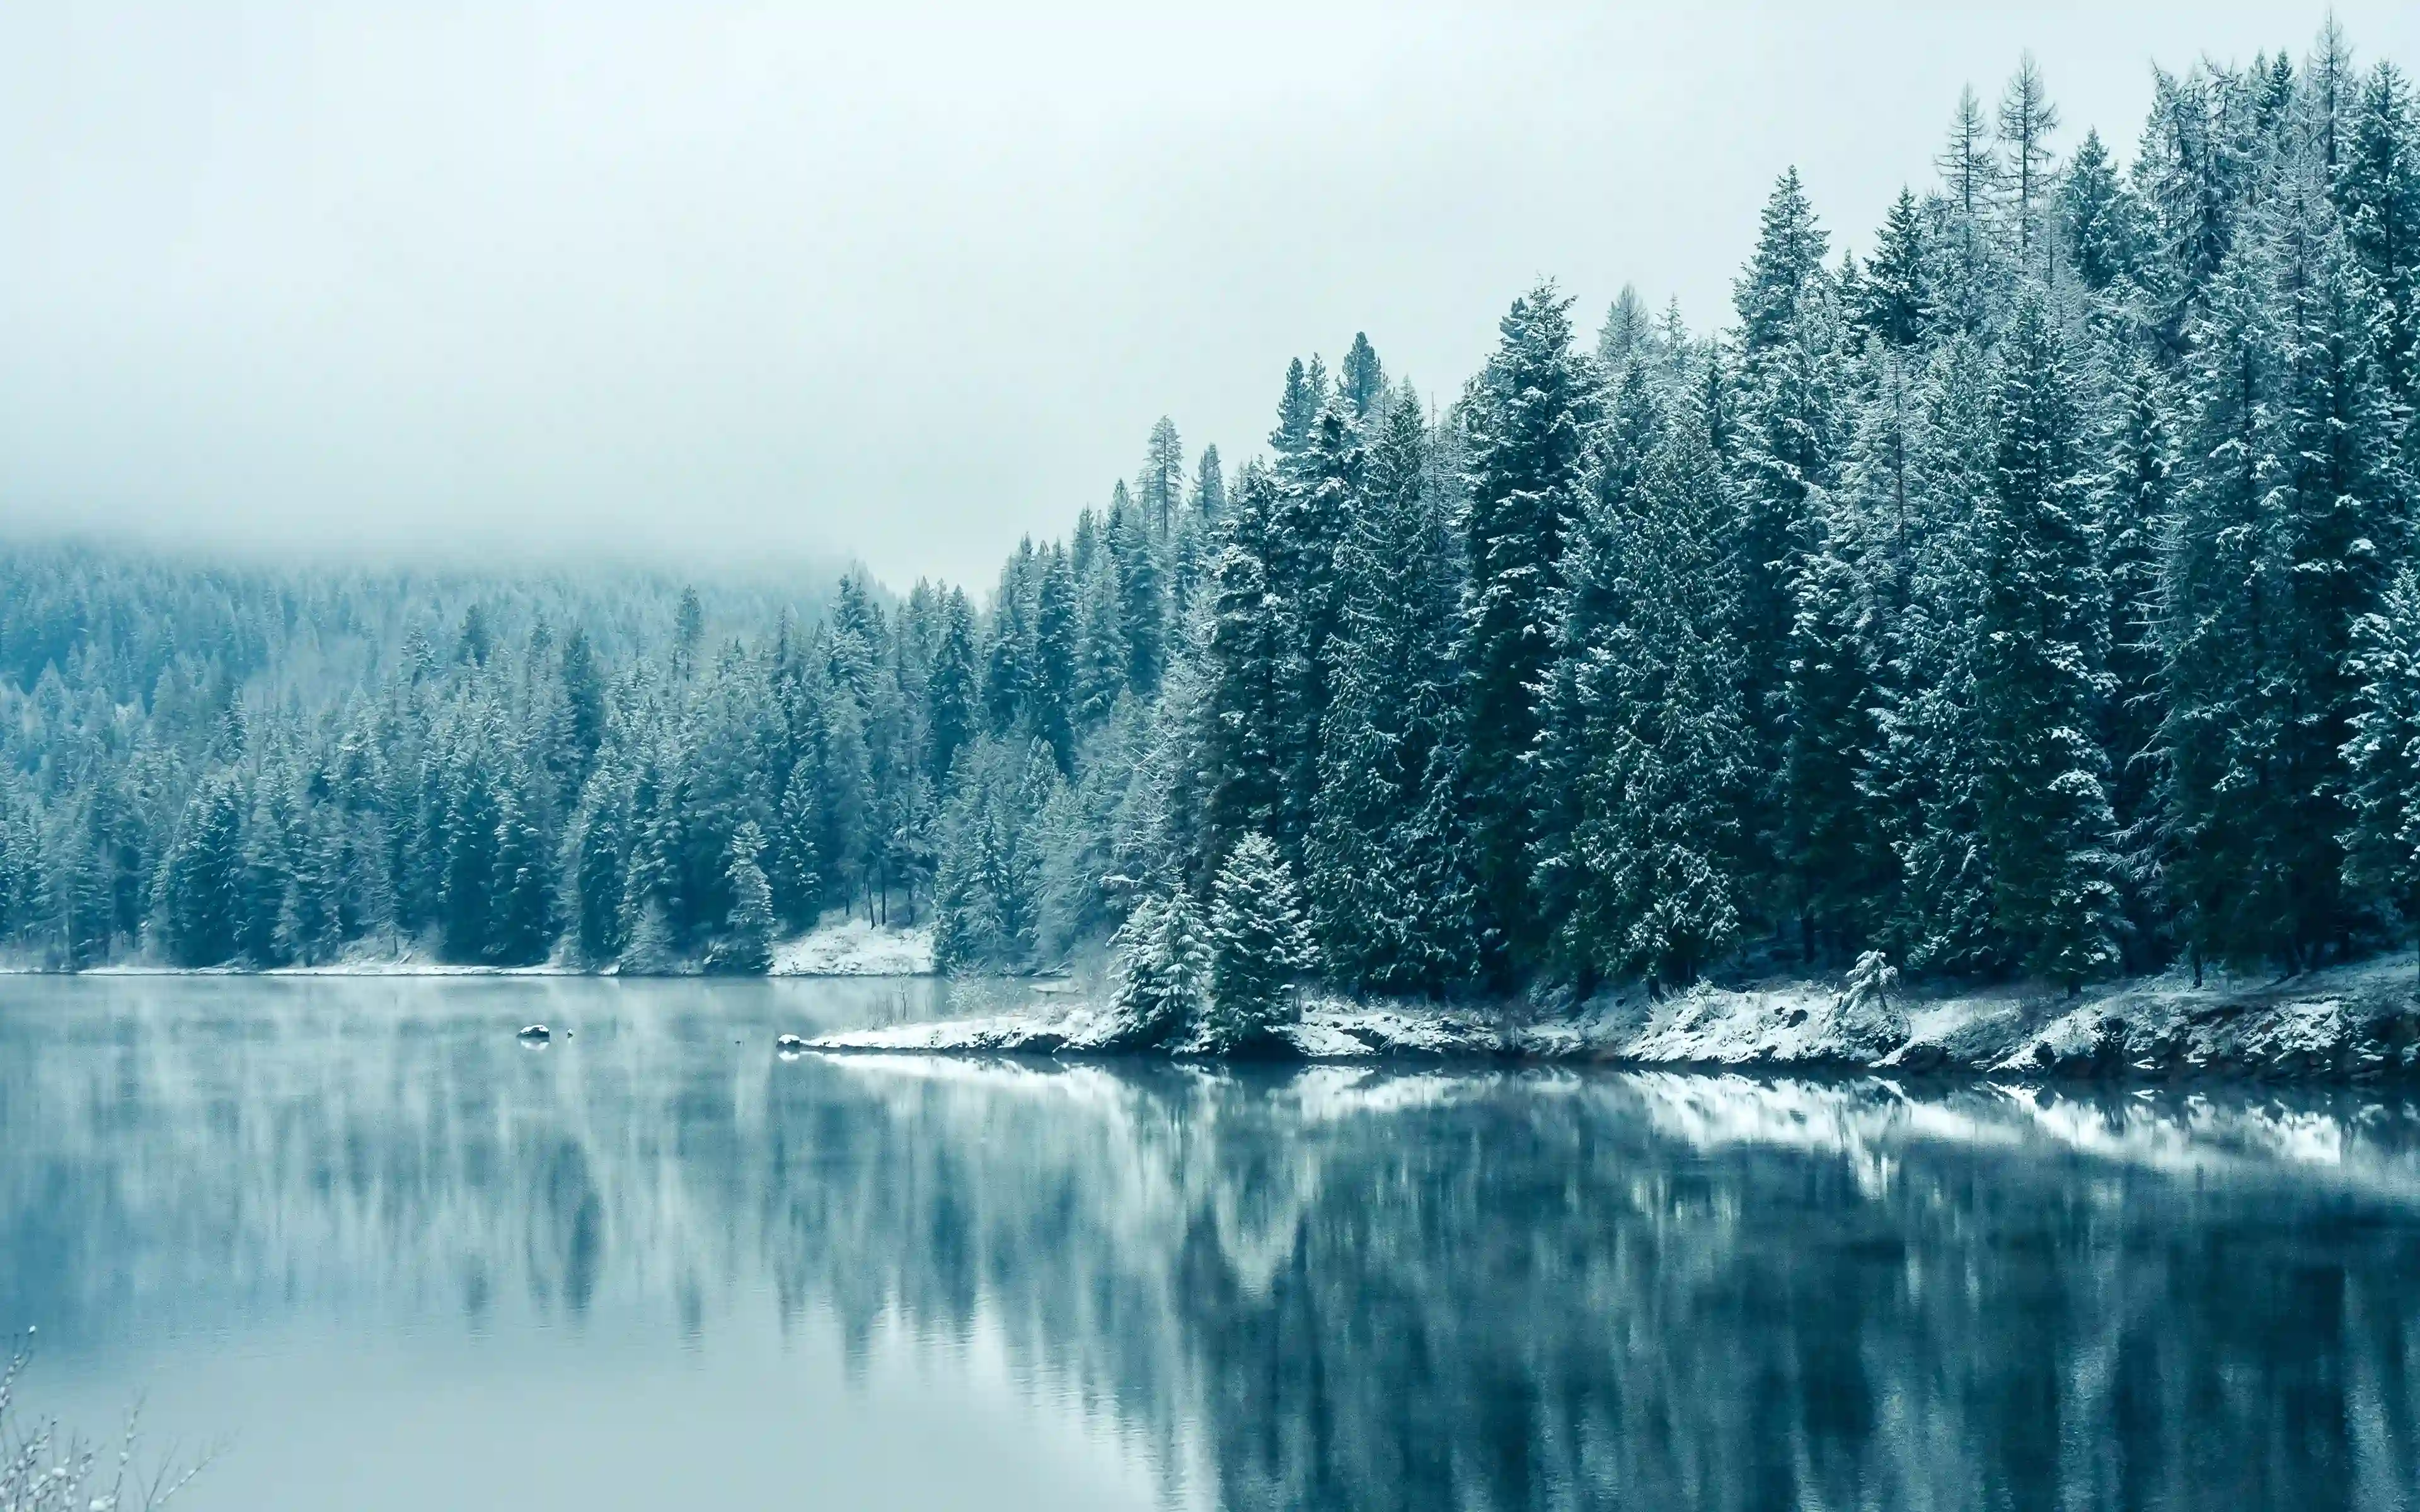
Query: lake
3,976,2418,1510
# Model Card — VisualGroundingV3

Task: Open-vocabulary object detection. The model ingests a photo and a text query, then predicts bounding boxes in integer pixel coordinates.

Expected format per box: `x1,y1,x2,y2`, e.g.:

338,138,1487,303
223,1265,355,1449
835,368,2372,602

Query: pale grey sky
4,1,2416,590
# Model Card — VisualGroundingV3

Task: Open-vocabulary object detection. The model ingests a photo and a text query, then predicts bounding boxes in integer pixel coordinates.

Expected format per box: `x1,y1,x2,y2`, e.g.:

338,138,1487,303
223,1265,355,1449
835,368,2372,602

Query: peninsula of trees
7,28,2420,1027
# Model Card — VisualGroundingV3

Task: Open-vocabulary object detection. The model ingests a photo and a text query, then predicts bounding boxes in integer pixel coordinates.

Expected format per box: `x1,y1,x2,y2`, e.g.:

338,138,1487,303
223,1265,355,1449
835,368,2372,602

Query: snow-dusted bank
10,920,936,979
806,952,2420,1080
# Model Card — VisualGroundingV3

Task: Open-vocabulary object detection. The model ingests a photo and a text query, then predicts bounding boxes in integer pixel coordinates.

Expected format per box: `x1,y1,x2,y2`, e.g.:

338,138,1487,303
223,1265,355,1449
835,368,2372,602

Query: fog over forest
9,21,2420,1062
6,3,2419,584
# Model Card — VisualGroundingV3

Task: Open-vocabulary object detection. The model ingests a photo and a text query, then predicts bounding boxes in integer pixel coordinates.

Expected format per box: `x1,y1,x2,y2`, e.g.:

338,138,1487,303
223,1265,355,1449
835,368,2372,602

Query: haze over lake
7,976,2419,1509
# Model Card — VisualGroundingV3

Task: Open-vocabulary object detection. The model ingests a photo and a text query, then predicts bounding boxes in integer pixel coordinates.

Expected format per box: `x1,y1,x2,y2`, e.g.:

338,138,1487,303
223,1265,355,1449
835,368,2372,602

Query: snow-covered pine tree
1105,494,1166,699
1190,444,1226,526
1973,294,2122,992
235,767,297,968
1597,284,1656,372
1269,357,1323,477
1205,833,1314,1050
1869,336,2005,975
154,769,246,966
488,755,556,966
925,588,982,785
1032,546,1078,770
567,755,631,965
2257,169,2404,962
1733,239,1847,927
439,720,502,963
1782,501,1881,963
1339,333,1385,421
2096,353,2178,966
2339,62,2420,405
2164,161,2402,970
1550,401,1748,993
1734,169,1831,365
1858,190,1933,349
1137,417,1184,536
1275,396,1363,862
2344,564,2420,965
1075,549,1130,725
1460,282,1597,970
1109,887,1212,1043
714,820,775,975
1201,464,1288,866
2061,130,2142,295
1307,389,1477,995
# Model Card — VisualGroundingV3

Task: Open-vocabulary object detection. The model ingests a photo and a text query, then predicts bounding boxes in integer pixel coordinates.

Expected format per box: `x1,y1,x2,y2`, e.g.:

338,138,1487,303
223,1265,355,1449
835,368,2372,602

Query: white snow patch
772,919,936,977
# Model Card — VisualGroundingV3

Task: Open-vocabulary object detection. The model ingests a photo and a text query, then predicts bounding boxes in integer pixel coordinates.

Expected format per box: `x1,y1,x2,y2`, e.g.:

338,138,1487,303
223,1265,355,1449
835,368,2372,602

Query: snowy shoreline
0,920,938,980
805,951,2420,1081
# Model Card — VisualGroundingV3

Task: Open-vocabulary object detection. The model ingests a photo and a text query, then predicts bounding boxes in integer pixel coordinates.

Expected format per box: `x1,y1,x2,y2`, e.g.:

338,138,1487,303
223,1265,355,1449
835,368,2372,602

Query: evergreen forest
9,28,2420,1021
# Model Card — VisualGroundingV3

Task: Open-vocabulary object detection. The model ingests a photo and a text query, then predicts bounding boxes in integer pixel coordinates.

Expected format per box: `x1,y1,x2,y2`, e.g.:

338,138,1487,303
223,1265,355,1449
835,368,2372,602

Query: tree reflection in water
3,978,2417,1510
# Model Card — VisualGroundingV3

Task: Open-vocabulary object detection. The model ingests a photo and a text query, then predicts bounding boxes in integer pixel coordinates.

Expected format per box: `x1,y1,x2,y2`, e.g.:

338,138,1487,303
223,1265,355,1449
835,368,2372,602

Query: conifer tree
1075,551,1130,724
767,755,822,931
2345,564,2420,962
488,774,555,965
1206,833,1313,1049
235,771,297,967
1339,333,1385,420
1937,86,2004,220
1858,190,1932,348
155,770,246,967
1597,285,1656,371
1201,466,1288,864
1109,888,1212,1043
1460,283,1596,968
1973,297,2121,990
1869,337,2003,975
1105,498,1165,699
715,820,775,974
1269,357,1322,474
1032,547,1078,770
2098,355,2179,963
1782,509,1881,961
673,587,705,680
925,589,981,784
276,810,346,966
559,627,607,781
1274,398,1363,857
1137,418,1185,536
1733,273,1847,921
2340,62,2420,403
1735,169,1831,364
1549,405,1748,992
1997,55,2062,272
982,542,1037,736
1308,391,1476,994
2061,130,2140,293
1190,445,1225,524
567,757,630,965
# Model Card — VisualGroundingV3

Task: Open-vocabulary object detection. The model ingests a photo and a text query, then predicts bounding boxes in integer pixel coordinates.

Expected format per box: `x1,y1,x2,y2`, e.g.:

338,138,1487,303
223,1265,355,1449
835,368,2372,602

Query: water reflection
4,978,2419,1510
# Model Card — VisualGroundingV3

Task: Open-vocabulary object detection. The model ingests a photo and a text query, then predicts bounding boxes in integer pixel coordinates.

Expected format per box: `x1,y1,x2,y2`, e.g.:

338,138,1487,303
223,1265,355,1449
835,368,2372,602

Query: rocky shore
806,951,2420,1080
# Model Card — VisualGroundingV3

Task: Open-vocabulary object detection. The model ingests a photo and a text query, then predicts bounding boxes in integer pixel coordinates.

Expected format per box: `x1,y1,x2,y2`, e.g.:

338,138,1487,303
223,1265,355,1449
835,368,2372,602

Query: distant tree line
8,30,2420,1022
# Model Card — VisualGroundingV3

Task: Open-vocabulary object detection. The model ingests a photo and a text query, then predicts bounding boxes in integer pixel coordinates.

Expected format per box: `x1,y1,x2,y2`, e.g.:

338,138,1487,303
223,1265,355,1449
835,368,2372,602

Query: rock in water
775,1033,808,1058
516,1024,551,1043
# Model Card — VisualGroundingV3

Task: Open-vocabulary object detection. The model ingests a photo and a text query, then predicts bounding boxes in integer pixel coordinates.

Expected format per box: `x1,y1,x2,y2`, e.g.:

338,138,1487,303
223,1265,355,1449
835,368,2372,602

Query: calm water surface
4,976,2419,1510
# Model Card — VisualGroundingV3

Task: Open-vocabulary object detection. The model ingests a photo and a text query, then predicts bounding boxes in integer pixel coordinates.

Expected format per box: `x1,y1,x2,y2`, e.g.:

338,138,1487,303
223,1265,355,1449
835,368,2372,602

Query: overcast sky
5,2,2417,591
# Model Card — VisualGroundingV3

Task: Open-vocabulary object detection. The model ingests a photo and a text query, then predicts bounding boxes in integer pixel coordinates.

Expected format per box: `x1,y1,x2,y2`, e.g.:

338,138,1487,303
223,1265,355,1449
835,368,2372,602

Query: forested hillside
8,28,2420,1014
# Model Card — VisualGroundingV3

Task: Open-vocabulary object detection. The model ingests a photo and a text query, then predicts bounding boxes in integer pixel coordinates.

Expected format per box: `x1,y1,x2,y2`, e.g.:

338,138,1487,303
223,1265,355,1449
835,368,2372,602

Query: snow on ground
771,919,935,976
11,920,937,977
805,951,2420,1080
